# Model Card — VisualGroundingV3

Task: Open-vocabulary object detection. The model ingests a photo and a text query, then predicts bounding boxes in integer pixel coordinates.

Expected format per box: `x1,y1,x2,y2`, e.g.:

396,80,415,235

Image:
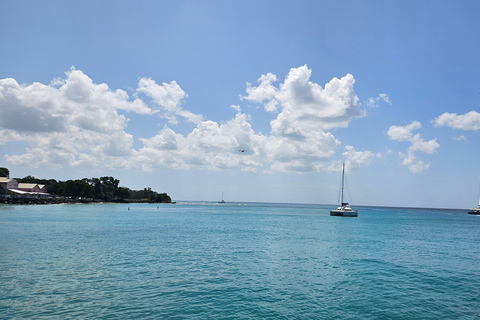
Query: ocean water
1,202,479,319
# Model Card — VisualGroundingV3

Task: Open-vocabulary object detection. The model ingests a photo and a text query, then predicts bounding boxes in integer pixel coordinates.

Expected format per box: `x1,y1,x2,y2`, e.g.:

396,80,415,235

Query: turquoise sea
1,202,479,319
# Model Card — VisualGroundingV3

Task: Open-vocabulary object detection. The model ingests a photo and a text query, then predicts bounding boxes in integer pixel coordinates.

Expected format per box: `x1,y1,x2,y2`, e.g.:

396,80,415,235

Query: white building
0,177,19,195
0,178,49,198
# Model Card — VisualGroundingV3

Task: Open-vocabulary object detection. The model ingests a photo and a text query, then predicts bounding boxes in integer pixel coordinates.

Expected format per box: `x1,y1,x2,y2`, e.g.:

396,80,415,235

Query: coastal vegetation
11,174,172,203
0,167,9,177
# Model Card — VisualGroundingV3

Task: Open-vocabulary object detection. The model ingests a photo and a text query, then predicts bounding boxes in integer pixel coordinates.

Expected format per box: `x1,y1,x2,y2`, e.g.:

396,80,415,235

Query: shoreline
0,197,175,205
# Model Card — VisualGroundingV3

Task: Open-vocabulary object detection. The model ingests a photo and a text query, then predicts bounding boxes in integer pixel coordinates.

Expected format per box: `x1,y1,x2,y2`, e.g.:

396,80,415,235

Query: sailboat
218,192,225,204
330,163,358,217
468,189,480,215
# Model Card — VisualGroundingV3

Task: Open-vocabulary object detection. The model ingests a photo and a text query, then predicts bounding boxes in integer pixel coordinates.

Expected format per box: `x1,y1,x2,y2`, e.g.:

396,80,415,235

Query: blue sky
1,0,480,208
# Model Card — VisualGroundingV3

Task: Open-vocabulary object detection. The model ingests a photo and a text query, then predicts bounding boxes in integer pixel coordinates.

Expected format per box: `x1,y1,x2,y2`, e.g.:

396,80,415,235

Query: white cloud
326,146,375,173
432,111,480,130
387,121,422,141
241,72,279,112
0,67,146,168
400,155,430,174
453,135,466,141
135,113,267,172
409,134,440,154
5,147,67,170
376,148,393,160
366,93,392,108
0,66,373,174
387,121,439,173
136,77,203,125
263,131,340,173
0,129,23,145
230,105,241,112
342,145,374,171
135,64,365,174
242,65,365,132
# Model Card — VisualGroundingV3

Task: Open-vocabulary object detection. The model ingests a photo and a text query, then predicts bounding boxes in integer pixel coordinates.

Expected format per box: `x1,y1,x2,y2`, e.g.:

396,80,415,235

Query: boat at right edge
330,163,358,217
468,190,480,215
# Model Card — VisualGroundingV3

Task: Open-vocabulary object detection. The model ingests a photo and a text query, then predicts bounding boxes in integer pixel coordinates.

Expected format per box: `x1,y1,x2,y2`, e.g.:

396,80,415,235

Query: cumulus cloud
387,121,422,141
366,93,392,108
387,121,439,173
326,146,375,173
135,113,267,172
242,65,365,132
0,66,375,174
263,131,341,173
239,65,372,173
136,77,204,124
432,111,480,130
0,67,149,168
342,146,374,171
241,72,279,112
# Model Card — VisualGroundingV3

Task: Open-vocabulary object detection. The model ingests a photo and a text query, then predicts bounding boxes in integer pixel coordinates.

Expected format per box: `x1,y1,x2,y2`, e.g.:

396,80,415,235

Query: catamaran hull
330,210,358,217
468,209,480,215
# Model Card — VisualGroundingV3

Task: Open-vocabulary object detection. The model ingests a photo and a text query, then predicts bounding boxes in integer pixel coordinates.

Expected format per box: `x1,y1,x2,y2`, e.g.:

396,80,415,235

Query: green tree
64,180,94,198
0,167,9,177
116,187,130,200
155,192,172,203
89,176,122,201
18,175,37,183
91,178,104,200
101,176,119,200
8,173,171,203
46,180,63,195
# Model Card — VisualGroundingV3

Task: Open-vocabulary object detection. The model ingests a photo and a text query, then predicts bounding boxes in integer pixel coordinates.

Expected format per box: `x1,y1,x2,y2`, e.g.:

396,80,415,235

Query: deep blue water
1,202,479,319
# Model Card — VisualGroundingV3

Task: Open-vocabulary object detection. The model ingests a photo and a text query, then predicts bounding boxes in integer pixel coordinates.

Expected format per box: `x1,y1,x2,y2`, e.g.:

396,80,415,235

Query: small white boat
330,163,358,217
468,207,480,215
468,189,480,215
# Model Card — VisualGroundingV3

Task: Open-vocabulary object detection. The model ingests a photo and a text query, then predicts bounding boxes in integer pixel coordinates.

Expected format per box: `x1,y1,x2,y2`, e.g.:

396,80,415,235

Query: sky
1,0,480,208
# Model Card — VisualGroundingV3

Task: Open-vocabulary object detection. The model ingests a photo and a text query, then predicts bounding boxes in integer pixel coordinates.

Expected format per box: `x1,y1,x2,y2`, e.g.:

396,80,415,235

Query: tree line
2,169,171,203
0,167,9,178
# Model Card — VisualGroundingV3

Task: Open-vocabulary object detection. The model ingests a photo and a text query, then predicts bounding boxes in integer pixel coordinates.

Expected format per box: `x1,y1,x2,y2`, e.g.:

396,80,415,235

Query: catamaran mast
478,176,480,207
341,163,345,206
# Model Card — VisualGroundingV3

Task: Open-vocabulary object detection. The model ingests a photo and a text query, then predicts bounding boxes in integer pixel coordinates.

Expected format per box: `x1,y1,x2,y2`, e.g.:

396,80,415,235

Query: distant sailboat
468,185,480,215
330,163,358,217
218,192,225,204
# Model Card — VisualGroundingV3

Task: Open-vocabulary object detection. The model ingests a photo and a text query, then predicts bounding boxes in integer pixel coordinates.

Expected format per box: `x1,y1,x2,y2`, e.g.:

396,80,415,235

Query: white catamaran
330,163,358,217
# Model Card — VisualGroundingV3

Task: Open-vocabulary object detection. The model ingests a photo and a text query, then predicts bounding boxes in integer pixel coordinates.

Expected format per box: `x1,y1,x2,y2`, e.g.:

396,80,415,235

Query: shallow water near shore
1,202,479,319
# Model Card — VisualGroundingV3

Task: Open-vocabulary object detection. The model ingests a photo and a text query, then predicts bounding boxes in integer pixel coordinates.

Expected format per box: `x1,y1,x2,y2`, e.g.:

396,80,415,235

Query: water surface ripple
1,203,479,319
